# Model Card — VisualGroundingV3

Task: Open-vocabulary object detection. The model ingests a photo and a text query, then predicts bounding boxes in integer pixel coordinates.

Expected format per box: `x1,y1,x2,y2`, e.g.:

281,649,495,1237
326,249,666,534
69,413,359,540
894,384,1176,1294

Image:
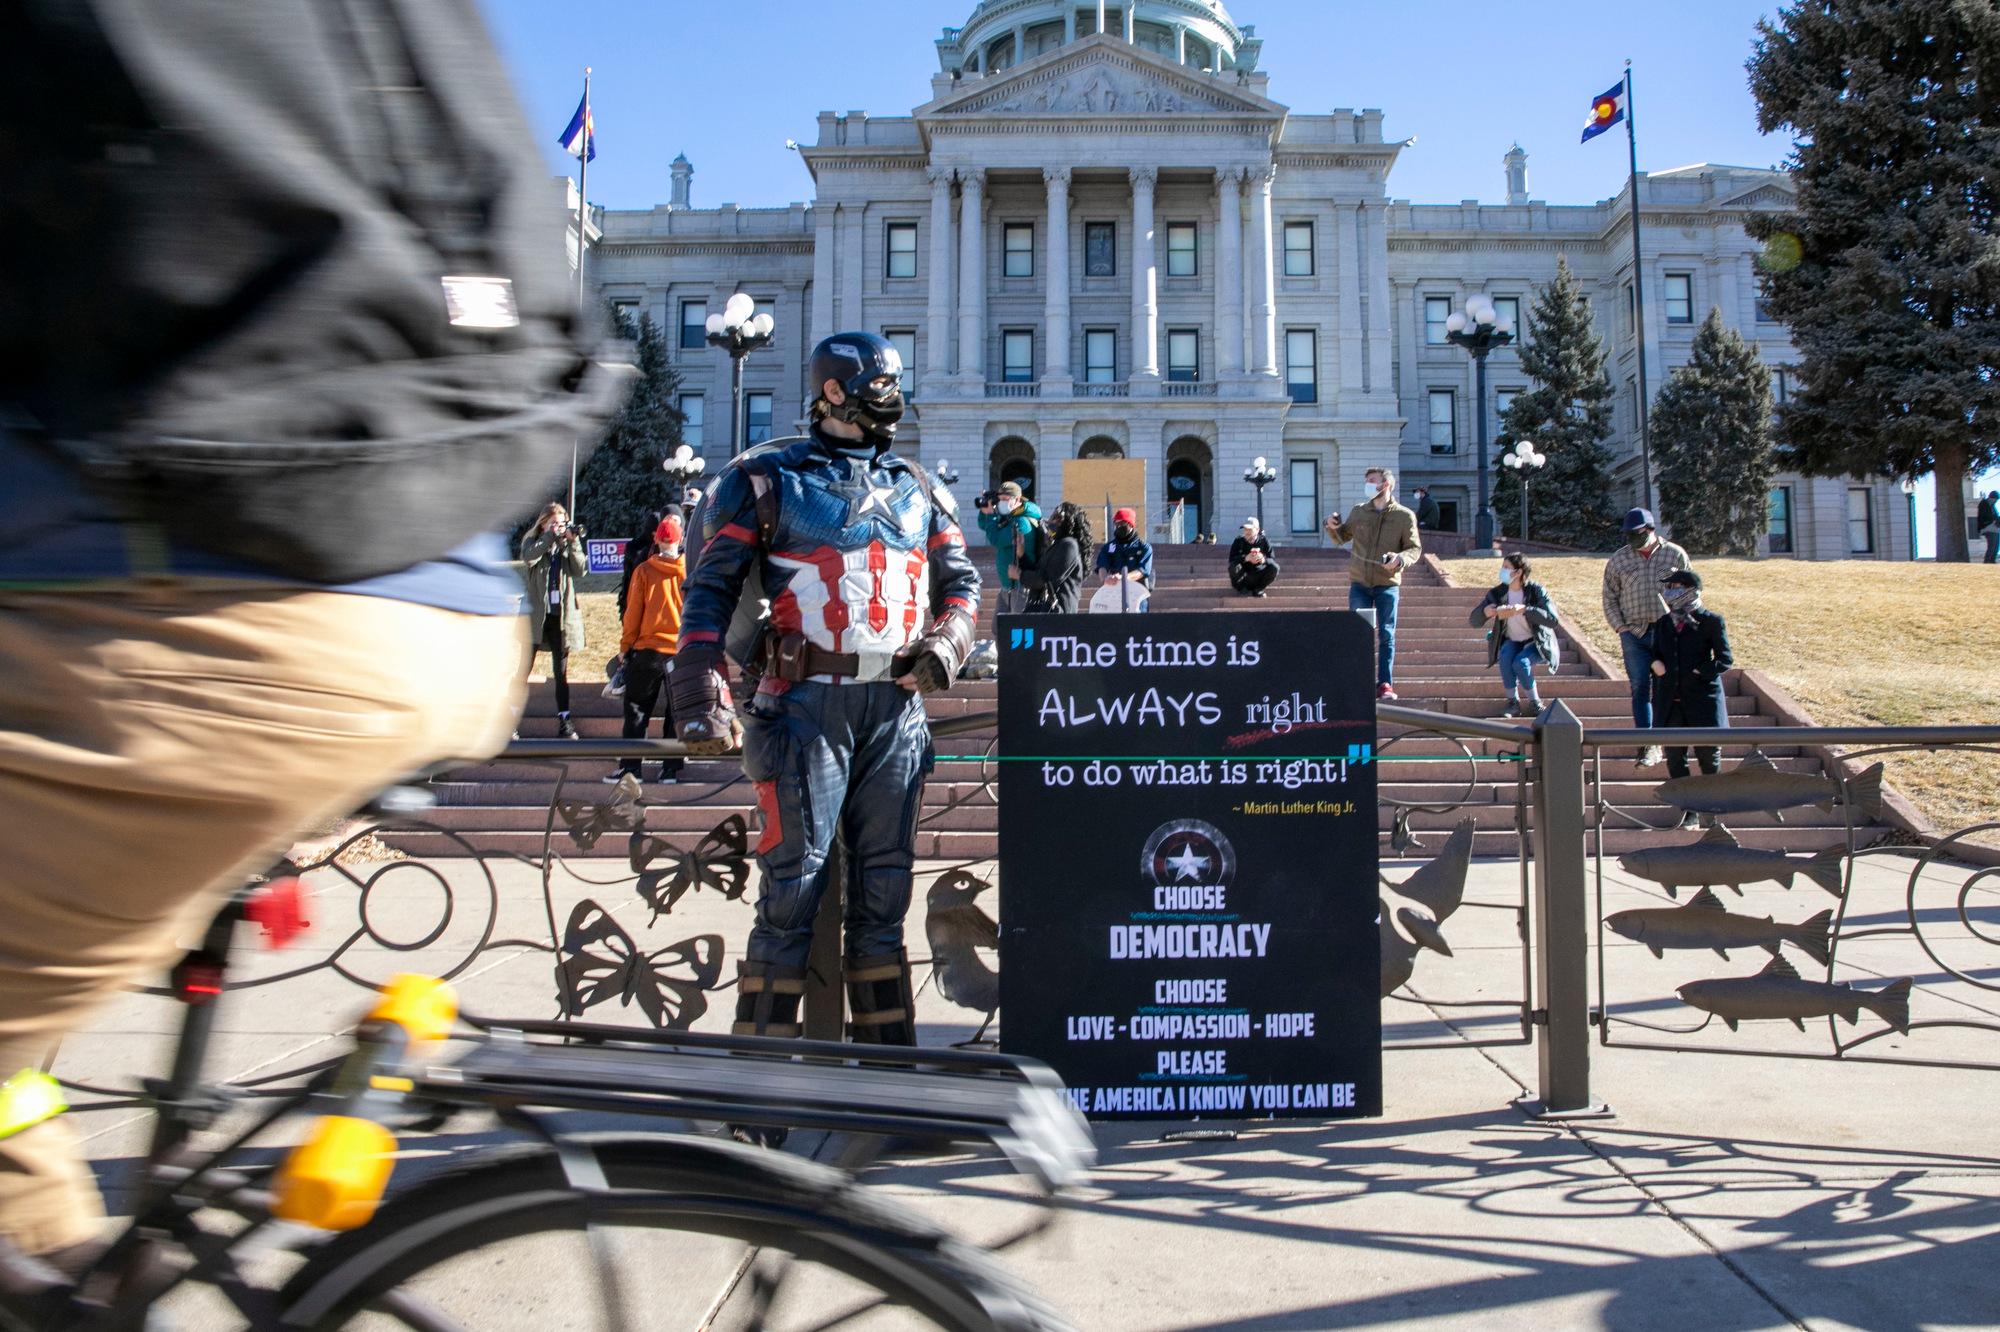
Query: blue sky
479,0,1791,212
478,0,1997,548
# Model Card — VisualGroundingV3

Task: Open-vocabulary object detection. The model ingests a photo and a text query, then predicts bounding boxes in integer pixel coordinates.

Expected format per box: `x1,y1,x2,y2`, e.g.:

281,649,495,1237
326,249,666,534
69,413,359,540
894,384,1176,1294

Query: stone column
809,203,836,350
1215,167,1244,378
1364,202,1395,399
1012,25,1026,66
925,166,956,387
1336,202,1364,401
839,202,864,332
1248,163,1278,378
1130,166,1160,387
1174,23,1187,63
1063,7,1076,41
957,168,986,383
1042,166,1073,389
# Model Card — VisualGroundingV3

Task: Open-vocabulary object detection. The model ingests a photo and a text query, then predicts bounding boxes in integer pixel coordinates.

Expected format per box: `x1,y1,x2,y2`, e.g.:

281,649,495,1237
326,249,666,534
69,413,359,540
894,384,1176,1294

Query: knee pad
844,949,916,1047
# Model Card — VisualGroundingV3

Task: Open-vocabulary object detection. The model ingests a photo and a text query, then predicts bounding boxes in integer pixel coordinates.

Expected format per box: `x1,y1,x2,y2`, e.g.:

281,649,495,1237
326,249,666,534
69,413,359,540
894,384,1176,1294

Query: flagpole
1624,59,1653,513
570,66,591,517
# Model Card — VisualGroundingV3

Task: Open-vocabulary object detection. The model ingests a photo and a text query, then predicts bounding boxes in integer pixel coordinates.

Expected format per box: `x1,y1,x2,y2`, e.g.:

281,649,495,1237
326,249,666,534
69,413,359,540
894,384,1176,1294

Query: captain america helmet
809,331,906,441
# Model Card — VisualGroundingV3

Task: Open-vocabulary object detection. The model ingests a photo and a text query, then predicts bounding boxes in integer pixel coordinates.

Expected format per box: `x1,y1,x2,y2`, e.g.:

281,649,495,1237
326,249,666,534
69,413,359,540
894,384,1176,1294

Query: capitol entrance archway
1166,437,1213,540
990,437,1036,499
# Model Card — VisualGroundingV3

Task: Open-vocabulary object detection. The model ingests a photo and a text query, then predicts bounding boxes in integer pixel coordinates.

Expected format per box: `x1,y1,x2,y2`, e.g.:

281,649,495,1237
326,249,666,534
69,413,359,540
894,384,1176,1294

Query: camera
975,490,999,510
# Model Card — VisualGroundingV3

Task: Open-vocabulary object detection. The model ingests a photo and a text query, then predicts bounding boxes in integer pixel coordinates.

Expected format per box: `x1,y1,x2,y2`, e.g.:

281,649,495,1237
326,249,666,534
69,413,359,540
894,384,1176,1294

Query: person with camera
974,481,1041,616
521,502,589,739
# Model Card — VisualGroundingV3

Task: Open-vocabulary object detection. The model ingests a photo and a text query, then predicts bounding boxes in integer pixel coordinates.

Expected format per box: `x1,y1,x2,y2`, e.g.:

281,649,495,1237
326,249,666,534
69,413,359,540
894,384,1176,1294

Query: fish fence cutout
1676,956,1912,1034
1653,750,1884,825
1619,825,1845,899
1608,888,1833,965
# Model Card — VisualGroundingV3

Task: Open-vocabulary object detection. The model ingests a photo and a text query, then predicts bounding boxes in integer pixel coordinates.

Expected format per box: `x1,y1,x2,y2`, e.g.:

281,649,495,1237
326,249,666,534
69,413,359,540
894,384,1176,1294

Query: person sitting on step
1228,517,1280,597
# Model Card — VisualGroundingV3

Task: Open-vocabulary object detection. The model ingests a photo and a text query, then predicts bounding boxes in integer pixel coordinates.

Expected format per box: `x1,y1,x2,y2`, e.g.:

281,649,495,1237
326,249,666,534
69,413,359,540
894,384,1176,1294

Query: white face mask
997,498,1016,515
1364,482,1382,501
1500,566,1515,586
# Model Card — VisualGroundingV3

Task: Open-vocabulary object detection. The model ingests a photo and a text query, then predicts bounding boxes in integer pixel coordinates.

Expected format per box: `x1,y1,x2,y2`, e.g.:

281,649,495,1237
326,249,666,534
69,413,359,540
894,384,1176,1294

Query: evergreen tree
1649,309,1776,555
1492,257,1620,549
571,307,686,540
1745,1,2000,561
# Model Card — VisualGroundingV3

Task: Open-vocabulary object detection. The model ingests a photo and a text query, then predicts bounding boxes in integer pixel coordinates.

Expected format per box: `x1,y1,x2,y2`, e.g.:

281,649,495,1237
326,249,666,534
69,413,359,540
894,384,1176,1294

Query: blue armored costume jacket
681,427,980,684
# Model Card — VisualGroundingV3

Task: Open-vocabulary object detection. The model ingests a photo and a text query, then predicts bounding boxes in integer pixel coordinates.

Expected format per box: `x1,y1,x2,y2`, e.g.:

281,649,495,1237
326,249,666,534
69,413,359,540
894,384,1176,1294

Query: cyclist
0,1,615,1276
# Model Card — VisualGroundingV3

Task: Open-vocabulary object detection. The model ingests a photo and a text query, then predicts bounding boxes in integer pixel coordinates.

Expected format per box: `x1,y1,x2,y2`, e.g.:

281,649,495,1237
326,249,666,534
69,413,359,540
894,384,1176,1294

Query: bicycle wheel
277,1134,1072,1332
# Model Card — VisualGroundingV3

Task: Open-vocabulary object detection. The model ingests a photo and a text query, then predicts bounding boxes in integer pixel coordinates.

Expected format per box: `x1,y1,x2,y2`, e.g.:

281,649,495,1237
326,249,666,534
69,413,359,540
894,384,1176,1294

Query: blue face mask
1664,586,1699,613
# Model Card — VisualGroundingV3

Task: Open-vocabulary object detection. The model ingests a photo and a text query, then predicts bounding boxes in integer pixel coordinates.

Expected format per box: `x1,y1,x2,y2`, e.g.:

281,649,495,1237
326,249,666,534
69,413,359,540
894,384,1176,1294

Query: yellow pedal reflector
368,974,457,1045
272,1116,396,1231
0,1070,66,1140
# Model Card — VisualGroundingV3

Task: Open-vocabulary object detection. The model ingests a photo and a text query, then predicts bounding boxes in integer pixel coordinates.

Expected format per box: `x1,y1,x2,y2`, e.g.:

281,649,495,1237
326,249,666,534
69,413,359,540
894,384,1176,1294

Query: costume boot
844,949,918,1047
729,959,804,1149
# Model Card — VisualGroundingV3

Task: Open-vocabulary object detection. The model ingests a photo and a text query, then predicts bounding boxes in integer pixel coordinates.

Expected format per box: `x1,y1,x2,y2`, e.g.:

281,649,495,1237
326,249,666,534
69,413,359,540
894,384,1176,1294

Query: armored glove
896,611,975,694
670,644,742,754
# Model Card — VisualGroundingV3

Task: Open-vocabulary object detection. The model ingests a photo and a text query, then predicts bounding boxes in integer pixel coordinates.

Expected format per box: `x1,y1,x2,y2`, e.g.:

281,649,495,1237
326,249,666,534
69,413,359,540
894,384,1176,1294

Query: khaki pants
0,584,525,1254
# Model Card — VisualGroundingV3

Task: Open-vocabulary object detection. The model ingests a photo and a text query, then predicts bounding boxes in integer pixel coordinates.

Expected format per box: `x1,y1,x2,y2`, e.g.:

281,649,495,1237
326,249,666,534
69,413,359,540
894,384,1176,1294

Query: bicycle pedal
727,1123,790,1151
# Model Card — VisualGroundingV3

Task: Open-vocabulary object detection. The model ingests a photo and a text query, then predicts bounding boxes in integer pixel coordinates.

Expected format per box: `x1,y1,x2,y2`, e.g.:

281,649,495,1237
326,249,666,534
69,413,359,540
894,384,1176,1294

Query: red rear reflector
172,956,226,1005
247,877,311,948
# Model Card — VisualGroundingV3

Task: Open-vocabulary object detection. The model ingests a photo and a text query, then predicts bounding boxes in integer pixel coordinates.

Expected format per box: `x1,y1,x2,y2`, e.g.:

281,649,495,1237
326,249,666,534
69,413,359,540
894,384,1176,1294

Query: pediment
916,34,1283,121
1717,183,1796,210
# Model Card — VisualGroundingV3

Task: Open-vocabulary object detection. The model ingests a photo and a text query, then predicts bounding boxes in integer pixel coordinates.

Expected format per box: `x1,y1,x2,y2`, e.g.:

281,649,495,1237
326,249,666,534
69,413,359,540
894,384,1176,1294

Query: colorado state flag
1580,82,1625,143
557,92,596,163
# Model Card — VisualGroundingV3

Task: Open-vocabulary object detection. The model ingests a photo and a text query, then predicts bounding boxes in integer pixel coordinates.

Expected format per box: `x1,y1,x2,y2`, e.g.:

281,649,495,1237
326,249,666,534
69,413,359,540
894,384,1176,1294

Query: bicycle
2,787,1093,1332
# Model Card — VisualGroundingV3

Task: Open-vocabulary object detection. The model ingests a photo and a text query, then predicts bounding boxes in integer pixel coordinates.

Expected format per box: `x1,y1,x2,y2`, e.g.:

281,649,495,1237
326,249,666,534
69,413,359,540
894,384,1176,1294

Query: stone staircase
391,541,1889,860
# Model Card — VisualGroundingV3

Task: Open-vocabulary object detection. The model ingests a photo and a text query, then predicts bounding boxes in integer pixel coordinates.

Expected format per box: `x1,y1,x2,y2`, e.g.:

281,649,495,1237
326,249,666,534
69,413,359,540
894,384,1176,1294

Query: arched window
990,437,1036,498
1078,436,1125,460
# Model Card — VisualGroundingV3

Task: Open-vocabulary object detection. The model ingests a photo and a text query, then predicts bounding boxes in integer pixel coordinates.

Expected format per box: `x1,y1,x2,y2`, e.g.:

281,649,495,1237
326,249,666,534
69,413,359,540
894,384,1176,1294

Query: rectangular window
1492,296,1521,338
1664,272,1694,324
1003,223,1034,278
1084,328,1116,383
1284,329,1317,404
1627,283,1637,337
1288,458,1319,534
744,392,773,448
1755,294,1776,322
1166,328,1199,382
610,298,640,331
1772,367,1792,404
1767,486,1793,554
679,299,707,350
1428,389,1456,454
678,394,704,451
1283,221,1314,277
1424,296,1451,345
1085,222,1116,277
883,329,916,399
1435,500,1460,533
1496,387,1521,424
1848,487,1875,554
886,222,918,279
1002,328,1034,382
1166,223,1197,277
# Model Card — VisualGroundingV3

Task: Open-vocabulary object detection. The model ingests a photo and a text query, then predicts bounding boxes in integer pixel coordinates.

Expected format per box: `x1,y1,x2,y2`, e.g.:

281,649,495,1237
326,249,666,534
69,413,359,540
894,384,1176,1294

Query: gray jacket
520,528,589,649
1469,580,1562,672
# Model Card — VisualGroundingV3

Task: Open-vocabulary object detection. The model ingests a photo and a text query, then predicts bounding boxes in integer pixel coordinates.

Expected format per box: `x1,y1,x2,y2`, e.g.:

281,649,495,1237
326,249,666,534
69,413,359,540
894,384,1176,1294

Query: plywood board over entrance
1063,458,1149,527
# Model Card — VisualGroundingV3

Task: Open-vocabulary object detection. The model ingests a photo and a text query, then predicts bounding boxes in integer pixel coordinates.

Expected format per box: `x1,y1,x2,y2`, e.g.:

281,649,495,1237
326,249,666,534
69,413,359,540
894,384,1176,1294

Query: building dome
938,2,1260,77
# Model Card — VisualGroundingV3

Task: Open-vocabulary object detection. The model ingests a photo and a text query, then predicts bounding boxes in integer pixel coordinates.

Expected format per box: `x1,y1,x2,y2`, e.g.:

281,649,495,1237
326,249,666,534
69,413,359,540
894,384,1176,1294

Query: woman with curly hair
1022,501,1093,615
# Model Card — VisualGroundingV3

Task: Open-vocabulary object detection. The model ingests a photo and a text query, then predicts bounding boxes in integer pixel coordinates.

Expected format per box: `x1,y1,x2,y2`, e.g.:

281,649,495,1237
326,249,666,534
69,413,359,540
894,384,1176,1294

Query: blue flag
1580,82,1626,144
557,92,595,163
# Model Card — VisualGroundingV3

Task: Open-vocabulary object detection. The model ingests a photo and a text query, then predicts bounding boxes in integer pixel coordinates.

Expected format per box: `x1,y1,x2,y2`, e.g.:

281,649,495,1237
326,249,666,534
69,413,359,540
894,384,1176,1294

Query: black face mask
1113,522,1135,543
829,383,906,445
1627,529,1653,551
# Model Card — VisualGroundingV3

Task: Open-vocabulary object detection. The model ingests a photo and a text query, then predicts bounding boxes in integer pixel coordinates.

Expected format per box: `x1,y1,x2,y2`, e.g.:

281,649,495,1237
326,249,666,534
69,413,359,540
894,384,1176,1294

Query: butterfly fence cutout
554,899,726,1029
628,813,754,922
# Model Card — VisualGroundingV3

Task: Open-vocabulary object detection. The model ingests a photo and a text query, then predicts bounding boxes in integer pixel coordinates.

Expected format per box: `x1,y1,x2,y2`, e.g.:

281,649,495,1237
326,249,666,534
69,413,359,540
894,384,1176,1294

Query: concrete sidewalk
51,854,2000,1330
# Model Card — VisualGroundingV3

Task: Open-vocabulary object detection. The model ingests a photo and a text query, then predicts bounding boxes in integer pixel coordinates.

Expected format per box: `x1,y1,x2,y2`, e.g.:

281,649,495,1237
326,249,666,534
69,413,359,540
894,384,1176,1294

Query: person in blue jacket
1094,506,1154,611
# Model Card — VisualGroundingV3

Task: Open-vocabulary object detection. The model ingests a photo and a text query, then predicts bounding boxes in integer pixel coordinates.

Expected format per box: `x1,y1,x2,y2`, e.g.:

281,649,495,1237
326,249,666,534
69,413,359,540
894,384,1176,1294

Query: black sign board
997,611,1381,1121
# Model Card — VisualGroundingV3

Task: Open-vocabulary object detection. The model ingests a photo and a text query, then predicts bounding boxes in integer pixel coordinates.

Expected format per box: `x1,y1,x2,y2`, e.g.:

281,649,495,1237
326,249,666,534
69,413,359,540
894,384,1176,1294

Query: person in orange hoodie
610,514,688,784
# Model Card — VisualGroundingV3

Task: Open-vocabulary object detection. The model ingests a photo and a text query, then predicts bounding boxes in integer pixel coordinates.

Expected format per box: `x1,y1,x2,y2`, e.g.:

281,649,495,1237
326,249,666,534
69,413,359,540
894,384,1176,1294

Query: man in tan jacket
1324,466,1423,699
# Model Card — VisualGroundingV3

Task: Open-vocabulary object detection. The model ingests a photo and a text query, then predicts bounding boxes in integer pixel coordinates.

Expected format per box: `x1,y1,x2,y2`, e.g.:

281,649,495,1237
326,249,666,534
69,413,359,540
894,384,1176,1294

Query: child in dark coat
1646,568,1734,827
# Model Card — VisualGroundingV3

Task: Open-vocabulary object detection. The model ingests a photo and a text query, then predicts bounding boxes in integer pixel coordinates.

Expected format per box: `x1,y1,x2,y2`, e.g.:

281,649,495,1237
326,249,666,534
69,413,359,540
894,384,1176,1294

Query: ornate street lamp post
1445,295,1515,552
704,292,775,455
935,458,960,489
1501,438,1546,544
660,443,707,508
1243,455,1278,532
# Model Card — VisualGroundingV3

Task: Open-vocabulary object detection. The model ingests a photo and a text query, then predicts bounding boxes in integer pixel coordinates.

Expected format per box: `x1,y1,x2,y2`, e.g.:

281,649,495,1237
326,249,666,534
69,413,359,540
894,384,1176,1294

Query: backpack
0,0,626,583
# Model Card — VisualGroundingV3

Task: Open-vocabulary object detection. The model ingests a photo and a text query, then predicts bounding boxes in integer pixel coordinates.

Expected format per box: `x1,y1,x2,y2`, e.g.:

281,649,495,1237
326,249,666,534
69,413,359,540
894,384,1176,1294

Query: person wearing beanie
611,514,689,784
1094,504,1155,610
1228,517,1280,597
1601,506,1691,768
1644,568,1732,827
975,479,1043,616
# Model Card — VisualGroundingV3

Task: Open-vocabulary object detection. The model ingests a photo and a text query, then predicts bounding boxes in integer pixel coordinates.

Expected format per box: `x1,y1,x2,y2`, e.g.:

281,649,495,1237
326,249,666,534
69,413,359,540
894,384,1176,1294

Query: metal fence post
802,837,847,1041
1528,699,1609,1117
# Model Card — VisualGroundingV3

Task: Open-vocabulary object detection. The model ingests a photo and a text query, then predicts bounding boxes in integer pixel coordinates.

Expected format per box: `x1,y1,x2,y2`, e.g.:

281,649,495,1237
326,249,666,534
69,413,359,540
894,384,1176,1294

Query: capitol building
585,0,1910,561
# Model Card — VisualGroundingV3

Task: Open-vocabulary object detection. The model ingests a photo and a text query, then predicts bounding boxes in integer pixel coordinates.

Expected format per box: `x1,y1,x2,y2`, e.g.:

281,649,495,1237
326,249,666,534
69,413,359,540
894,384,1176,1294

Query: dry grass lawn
1440,553,2000,844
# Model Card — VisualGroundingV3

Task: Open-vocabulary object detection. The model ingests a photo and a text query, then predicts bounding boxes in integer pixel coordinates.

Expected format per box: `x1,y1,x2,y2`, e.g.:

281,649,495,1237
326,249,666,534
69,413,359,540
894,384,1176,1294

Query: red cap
1113,507,1137,526
654,515,683,546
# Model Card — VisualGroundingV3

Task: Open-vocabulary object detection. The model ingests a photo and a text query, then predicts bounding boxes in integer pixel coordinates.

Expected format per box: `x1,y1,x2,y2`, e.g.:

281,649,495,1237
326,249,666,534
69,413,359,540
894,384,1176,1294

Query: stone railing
985,382,1041,399
1164,380,1219,398
1077,382,1131,398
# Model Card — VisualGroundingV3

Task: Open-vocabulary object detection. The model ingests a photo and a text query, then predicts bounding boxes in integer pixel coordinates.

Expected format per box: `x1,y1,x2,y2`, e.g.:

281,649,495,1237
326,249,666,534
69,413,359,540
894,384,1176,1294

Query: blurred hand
1650,660,1667,677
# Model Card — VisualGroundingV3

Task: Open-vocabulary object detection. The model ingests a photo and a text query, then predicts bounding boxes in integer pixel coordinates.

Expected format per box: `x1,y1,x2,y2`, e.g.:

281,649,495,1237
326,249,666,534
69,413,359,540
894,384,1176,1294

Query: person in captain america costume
670,331,979,1055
